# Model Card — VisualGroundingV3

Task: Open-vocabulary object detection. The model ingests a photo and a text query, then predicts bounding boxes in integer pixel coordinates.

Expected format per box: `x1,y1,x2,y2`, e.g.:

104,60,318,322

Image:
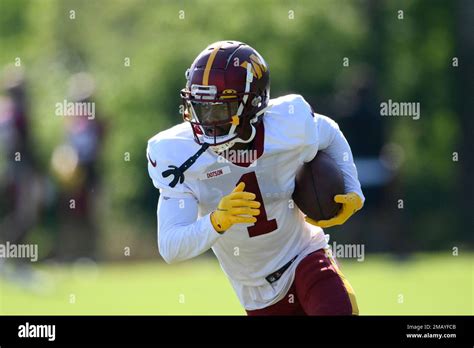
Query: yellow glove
305,192,363,228
210,182,261,233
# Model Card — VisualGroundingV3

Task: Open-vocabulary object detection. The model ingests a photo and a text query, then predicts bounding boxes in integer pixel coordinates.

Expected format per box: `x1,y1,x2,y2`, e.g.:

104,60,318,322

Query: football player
146,41,364,315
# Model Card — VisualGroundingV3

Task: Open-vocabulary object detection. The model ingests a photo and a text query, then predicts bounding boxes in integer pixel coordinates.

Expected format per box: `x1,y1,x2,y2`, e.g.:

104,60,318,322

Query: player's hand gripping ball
305,192,363,228
292,151,363,228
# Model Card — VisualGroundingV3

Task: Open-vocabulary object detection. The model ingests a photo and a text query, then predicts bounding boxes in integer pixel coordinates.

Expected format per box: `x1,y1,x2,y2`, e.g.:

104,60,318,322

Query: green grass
0,253,472,315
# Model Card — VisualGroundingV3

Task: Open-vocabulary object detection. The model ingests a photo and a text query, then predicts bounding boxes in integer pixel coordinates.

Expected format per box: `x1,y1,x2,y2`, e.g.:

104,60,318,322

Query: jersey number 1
237,172,278,237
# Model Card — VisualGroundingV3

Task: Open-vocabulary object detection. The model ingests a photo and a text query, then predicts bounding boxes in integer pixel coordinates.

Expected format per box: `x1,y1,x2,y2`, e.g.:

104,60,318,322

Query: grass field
0,253,472,315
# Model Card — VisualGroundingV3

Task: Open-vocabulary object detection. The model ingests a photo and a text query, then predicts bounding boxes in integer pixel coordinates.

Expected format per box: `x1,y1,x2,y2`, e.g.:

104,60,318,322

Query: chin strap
162,142,210,188
230,105,269,146
210,140,237,154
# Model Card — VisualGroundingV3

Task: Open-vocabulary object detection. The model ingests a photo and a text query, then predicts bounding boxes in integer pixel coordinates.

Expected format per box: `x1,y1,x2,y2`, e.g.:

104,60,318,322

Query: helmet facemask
181,63,266,153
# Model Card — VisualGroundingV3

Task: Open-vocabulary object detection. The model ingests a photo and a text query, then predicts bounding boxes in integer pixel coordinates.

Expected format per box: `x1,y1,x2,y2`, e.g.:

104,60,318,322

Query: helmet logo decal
240,54,267,79
220,89,238,99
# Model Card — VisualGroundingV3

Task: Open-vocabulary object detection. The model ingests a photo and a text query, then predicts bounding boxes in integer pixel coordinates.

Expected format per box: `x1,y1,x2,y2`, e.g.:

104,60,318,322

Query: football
292,151,345,221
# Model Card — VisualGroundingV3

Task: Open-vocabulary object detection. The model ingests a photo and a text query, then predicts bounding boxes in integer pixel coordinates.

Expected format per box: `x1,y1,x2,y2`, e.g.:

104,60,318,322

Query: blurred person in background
0,65,44,279
50,72,106,262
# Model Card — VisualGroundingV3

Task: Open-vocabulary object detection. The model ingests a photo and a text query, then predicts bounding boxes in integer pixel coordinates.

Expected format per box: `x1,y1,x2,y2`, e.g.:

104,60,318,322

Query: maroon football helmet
180,41,270,152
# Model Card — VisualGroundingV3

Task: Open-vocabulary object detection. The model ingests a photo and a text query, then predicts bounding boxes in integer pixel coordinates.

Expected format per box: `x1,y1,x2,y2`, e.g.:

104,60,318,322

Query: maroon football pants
246,249,359,316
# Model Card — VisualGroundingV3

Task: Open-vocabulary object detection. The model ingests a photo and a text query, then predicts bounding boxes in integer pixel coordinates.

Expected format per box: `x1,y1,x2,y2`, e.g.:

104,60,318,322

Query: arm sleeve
157,189,222,264
303,113,365,203
146,138,222,263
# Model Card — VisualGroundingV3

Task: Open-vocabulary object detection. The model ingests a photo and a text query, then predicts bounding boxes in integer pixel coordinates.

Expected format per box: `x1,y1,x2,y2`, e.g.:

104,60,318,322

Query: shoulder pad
146,123,210,191
263,94,315,150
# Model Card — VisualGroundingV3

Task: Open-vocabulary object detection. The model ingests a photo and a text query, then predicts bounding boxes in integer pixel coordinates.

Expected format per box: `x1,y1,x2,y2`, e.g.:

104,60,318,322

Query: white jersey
146,94,364,310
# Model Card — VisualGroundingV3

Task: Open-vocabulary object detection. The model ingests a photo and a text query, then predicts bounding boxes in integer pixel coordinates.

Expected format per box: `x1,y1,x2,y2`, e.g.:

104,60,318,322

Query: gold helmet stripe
203,43,223,86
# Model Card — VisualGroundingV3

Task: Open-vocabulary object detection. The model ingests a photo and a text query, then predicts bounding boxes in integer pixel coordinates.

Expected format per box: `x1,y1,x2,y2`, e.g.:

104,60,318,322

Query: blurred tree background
0,0,472,261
